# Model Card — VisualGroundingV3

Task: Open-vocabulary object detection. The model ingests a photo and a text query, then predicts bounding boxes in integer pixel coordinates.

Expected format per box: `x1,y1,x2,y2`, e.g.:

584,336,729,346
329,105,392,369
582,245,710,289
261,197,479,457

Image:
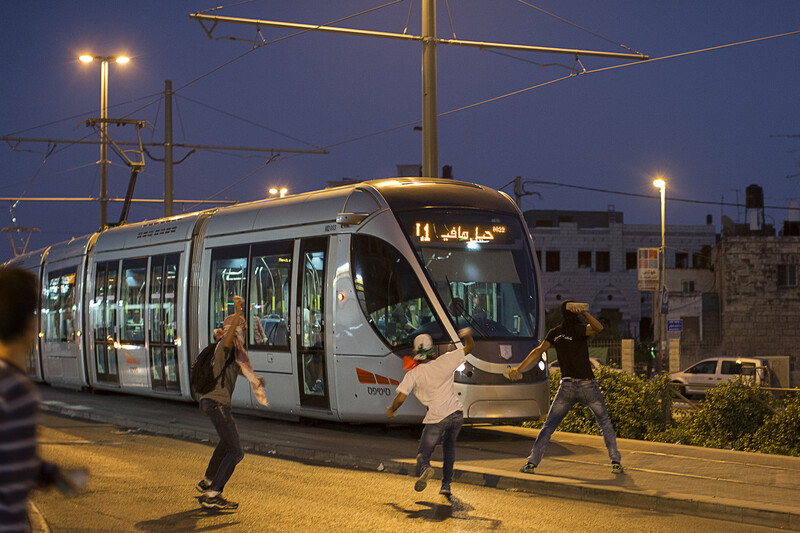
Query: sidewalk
37,385,800,531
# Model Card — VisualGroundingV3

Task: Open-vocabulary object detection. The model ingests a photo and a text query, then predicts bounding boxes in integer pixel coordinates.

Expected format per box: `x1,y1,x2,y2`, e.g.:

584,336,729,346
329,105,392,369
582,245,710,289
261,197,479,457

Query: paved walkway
35,385,800,531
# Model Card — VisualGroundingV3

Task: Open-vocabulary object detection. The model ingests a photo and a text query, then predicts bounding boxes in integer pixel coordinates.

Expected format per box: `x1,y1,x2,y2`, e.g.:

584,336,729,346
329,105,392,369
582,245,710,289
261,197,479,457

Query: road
30,413,782,532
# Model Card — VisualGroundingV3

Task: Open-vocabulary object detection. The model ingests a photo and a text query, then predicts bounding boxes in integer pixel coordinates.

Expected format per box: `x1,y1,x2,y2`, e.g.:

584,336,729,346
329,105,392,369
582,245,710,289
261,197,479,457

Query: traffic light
649,345,657,359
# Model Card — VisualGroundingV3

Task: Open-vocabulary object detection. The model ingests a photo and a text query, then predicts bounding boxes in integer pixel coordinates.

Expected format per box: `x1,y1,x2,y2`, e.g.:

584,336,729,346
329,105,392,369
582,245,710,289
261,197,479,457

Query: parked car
669,356,768,397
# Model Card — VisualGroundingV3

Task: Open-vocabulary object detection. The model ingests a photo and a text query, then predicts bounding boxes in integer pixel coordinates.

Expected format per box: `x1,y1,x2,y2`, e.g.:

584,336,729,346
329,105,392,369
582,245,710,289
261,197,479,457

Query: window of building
682,280,695,293
626,252,637,270
778,264,798,287
595,251,610,272
578,251,592,269
675,252,689,269
545,251,560,272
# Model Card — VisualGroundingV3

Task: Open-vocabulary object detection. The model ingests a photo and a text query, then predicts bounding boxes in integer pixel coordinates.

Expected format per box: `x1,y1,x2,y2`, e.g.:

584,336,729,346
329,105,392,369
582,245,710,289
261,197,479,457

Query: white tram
6,178,549,423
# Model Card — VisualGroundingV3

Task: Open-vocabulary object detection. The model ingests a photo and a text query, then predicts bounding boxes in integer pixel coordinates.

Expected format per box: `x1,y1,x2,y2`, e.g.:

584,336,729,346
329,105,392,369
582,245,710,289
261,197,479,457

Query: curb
27,501,51,533
40,403,800,531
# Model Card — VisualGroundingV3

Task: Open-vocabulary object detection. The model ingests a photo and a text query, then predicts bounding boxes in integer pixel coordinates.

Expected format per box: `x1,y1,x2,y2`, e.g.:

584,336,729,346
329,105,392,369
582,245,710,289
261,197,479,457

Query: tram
6,178,549,423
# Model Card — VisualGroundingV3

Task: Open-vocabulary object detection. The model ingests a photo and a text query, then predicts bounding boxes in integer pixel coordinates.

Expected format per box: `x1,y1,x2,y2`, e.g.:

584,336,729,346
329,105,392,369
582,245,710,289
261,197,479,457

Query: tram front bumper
455,382,549,423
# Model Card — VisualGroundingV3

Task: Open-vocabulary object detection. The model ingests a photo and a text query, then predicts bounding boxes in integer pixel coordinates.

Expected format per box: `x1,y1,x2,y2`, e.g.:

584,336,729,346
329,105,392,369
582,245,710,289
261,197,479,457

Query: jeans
200,399,244,492
416,410,463,485
527,380,621,466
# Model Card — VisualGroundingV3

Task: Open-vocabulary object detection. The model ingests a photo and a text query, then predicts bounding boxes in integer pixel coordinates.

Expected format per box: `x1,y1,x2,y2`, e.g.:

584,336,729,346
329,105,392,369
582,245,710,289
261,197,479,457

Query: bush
746,393,800,456
685,379,775,450
521,370,800,457
523,368,671,440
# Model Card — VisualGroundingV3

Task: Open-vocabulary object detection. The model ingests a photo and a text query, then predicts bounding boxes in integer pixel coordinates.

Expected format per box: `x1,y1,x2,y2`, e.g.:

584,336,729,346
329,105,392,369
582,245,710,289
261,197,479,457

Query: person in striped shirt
0,268,84,532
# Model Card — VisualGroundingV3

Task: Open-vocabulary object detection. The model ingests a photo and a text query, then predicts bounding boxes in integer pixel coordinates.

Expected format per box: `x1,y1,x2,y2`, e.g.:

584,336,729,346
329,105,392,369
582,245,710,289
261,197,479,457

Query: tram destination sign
413,222,509,244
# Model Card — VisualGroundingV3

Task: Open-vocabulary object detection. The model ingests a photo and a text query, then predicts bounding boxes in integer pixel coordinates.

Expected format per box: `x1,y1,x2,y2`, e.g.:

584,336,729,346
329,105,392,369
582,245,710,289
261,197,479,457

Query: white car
669,356,768,397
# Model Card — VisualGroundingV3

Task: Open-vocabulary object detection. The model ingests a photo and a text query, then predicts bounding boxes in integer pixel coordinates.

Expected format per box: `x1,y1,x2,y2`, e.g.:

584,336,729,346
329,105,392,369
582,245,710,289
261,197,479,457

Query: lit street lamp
653,177,666,373
79,54,130,228
269,187,288,198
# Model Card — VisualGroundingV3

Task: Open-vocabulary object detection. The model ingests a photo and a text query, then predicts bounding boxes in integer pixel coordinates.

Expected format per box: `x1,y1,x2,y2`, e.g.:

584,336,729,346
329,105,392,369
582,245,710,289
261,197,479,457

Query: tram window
249,241,292,349
43,269,77,343
395,209,539,340
210,247,249,337
44,272,61,342
120,258,147,343
351,234,445,348
59,270,76,342
163,257,178,344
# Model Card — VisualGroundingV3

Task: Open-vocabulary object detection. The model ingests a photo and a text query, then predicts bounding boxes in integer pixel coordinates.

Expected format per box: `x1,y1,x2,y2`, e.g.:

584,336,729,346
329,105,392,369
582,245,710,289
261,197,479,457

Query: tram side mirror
336,212,369,226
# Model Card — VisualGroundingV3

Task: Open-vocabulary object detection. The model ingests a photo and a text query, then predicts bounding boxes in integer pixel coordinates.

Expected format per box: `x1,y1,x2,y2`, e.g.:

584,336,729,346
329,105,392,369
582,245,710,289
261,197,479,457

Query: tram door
148,254,180,392
92,261,119,384
297,237,329,410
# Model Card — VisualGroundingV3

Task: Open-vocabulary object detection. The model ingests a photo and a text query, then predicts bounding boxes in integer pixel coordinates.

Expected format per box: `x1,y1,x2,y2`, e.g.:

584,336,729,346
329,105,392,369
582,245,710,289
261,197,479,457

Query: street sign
667,319,683,332
637,248,659,291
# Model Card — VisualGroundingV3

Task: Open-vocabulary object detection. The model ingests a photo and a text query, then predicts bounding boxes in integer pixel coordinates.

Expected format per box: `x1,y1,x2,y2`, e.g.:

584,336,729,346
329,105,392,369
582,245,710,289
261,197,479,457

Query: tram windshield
396,209,539,340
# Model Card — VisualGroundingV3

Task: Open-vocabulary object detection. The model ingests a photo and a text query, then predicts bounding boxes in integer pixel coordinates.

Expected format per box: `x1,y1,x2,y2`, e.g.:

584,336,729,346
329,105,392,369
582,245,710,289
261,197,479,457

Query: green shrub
746,393,800,456
683,378,774,450
522,368,671,440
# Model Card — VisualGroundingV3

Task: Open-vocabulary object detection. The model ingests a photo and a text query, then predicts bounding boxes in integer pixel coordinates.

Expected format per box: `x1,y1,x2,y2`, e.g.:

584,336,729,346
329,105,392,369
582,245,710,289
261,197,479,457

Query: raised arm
221,296,244,351
582,310,604,337
507,339,551,381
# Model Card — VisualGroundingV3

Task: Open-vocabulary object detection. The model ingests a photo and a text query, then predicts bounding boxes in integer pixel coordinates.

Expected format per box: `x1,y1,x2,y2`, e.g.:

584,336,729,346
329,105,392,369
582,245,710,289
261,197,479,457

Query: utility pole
421,0,438,178
164,80,174,217
189,9,648,193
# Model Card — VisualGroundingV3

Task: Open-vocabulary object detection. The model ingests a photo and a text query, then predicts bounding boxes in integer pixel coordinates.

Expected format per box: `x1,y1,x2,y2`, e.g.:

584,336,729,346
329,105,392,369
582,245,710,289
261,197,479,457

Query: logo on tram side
356,368,398,396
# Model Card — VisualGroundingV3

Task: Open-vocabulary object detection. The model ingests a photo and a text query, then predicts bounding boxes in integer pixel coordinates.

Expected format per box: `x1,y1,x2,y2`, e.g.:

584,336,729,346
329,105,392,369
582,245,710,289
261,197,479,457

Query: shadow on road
387,495,503,529
135,506,238,532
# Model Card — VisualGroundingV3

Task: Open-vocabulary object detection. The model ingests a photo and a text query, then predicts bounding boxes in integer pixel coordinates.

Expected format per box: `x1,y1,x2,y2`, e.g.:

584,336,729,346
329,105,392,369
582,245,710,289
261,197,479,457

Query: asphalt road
29,413,783,533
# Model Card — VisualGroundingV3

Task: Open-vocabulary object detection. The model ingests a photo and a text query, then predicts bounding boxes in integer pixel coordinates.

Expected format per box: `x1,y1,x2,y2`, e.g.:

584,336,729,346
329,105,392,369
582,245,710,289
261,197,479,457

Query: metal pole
421,0,438,178
164,80,174,217
100,59,109,229
659,185,667,372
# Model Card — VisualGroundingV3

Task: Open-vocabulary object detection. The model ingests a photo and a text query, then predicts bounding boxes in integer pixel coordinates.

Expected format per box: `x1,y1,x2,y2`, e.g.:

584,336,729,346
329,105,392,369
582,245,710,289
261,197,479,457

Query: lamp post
79,54,130,229
653,178,666,373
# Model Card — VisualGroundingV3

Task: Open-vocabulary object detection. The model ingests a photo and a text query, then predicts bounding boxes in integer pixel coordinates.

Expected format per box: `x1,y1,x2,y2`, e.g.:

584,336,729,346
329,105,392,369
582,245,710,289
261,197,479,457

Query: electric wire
513,0,644,55
176,94,323,150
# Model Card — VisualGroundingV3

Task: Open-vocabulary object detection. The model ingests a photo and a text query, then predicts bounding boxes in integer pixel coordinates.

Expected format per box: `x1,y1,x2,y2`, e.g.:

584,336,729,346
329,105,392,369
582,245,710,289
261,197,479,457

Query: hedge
522,369,800,457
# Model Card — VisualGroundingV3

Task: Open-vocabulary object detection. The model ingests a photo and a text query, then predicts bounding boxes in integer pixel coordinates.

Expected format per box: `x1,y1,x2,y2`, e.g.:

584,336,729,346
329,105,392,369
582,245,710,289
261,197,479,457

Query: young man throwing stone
386,328,474,495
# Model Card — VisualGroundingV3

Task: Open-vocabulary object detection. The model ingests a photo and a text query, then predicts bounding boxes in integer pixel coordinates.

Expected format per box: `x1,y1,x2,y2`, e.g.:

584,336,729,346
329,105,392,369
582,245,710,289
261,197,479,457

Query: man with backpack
196,295,257,511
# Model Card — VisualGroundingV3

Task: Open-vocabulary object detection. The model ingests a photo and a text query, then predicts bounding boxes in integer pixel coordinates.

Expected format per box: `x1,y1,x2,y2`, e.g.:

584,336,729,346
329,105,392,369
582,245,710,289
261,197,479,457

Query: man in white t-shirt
385,328,474,495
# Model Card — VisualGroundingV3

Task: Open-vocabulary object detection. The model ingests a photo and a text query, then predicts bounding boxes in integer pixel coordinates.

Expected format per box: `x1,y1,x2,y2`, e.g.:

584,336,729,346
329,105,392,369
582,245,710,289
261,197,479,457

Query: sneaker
200,493,239,510
519,462,537,474
414,466,435,492
611,462,623,474
195,479,210,493
439,483,451,496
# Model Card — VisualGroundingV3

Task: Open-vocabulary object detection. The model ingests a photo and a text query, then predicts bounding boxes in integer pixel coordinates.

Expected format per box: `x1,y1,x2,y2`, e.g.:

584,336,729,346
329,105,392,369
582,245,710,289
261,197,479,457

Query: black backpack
190,342,233,395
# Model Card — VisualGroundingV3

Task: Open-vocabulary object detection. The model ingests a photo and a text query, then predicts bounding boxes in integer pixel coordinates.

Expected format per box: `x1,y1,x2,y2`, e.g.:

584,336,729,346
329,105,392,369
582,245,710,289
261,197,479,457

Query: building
526,208,718,341
711,236,800,385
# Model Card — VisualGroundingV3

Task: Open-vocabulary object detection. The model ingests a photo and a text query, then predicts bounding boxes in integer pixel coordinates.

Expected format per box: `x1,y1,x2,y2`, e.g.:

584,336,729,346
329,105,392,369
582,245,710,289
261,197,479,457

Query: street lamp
653,177,666,373
269,187,288,198
79,54,130,228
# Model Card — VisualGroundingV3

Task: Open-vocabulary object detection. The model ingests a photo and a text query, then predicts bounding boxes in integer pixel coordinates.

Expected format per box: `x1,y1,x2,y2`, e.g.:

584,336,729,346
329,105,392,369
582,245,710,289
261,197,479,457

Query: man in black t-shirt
507,299,622,475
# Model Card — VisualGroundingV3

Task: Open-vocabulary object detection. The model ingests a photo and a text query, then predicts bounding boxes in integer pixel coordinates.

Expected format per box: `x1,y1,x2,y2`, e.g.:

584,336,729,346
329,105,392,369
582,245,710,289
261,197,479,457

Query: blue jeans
527,380,621,466
200,399,244,492
417,410,463,485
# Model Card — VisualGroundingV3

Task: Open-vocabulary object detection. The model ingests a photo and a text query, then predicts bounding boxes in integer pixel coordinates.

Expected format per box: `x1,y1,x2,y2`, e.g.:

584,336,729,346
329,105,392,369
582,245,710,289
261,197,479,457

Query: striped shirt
0,359,44,533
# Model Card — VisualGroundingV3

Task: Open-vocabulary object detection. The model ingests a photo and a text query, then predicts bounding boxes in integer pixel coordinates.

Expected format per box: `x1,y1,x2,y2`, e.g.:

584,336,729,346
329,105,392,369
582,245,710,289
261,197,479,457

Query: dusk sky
2,1,800,261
